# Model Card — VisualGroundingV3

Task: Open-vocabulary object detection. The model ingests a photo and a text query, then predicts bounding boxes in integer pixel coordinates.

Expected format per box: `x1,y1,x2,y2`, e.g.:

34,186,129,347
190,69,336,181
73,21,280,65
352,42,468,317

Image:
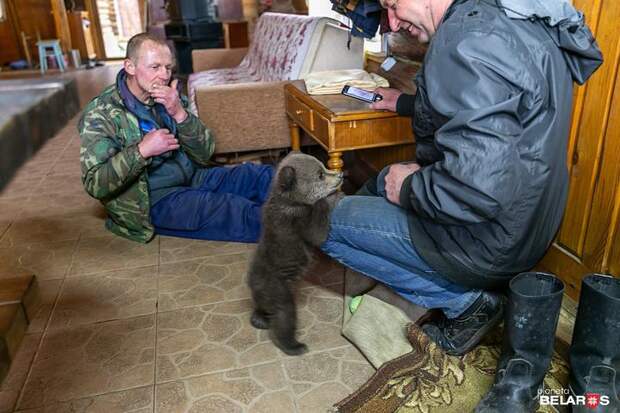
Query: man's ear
278,166,296,192
124,58,136,76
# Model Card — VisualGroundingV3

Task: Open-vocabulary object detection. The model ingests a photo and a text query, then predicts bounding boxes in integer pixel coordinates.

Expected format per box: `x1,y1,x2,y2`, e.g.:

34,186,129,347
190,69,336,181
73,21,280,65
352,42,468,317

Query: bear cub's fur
248,152,343,355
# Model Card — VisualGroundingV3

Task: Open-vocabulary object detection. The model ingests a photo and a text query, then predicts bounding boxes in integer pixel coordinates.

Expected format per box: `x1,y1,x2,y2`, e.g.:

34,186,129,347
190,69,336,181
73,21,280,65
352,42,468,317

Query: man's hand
370,87,403,112
384,163,421,205
150,79,188,123
138,128,179,159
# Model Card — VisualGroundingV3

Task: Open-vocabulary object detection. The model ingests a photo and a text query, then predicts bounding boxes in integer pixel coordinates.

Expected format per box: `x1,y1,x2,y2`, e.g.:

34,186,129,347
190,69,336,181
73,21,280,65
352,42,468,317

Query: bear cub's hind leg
250,309,270,330
271,285,308,356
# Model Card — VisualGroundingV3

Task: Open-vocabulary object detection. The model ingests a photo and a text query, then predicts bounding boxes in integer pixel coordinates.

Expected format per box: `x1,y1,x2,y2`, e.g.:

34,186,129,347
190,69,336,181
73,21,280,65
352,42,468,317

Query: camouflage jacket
78,84,214,243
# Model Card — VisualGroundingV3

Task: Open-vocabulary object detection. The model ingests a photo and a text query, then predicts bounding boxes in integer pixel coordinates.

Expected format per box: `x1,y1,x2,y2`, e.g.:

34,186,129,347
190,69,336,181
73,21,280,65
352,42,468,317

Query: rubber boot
569,274,620,413
475,272,564,413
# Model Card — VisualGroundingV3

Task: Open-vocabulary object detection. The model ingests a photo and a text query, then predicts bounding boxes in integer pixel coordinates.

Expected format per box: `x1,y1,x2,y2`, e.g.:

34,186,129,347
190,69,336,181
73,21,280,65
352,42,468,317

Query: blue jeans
321,195,481,318
151,163,273,243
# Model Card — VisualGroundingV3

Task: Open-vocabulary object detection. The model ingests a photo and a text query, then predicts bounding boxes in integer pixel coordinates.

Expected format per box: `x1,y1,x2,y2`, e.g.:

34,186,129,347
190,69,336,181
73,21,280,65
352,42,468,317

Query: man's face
124,41,174,97
380,0,435,43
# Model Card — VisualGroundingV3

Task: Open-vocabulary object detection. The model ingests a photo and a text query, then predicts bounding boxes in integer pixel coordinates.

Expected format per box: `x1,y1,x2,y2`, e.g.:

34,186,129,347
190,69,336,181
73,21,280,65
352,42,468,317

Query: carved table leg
289,121,301,151
327,151,344,172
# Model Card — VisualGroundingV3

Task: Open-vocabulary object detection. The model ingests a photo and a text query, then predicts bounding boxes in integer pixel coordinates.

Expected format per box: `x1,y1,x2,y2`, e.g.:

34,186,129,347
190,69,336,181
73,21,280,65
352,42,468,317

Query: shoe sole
444,300,504,356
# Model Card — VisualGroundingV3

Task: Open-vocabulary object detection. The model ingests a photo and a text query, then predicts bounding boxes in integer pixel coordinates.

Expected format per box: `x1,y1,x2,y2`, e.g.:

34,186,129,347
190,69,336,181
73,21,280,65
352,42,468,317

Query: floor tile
49,266,158,330
35,173,84,196
0,175,44,200
18,315,156,410
27,279,63,333
0,221,10,240
14,385,153,413
155,362,295,413
50,160,82,176
18,192,103,219
0,334,42,413
69,236,159,277
282,346,375,413
294,285,349,354
158,252,252,311
12,161,56,178
0,213,106,247
0,197,30,221
159,236,255,264
0,240,77,281
156,300,278,382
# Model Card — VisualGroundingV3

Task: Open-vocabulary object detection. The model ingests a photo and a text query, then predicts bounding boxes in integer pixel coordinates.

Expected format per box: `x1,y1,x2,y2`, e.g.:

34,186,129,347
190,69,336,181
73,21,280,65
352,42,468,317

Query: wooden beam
84,0,106,59
50,0,72,52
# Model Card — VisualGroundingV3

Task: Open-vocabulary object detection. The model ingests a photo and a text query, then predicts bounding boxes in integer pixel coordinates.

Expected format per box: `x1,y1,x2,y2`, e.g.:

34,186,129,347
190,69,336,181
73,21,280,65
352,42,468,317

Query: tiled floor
0,66,376,412
0,65,578,413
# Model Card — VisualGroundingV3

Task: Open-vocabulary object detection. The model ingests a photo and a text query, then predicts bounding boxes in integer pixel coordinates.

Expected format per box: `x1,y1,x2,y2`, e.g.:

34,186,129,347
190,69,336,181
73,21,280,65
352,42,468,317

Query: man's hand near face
385,163,421,205
138,128,179,159
149,79,188,123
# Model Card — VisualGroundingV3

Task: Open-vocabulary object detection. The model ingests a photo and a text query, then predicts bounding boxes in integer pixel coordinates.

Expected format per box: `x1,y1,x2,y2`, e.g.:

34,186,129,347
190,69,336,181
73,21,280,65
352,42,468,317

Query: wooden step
0,274,40,384
0,304,27,382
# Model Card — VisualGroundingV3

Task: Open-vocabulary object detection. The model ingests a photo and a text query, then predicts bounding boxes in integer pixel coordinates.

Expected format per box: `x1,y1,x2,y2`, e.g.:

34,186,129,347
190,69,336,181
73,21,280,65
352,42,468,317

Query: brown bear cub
248,152,343,355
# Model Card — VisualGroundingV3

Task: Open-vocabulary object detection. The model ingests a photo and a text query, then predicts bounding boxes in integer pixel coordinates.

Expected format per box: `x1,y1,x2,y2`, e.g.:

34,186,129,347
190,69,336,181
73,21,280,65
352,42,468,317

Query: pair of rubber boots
475,272,620,413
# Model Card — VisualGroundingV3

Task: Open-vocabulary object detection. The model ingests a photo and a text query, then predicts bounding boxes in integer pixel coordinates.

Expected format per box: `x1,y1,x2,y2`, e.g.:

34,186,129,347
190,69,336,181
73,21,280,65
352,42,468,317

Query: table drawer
286,93,313,131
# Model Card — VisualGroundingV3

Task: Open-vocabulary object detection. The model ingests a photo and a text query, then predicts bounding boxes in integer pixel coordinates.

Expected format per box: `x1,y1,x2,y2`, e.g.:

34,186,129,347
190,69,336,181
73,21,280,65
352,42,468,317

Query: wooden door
538,0,620,299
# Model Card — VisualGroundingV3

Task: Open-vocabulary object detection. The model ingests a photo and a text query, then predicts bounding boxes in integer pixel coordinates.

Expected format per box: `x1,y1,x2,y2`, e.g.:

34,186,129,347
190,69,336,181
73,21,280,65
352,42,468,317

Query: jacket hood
499,0,603,84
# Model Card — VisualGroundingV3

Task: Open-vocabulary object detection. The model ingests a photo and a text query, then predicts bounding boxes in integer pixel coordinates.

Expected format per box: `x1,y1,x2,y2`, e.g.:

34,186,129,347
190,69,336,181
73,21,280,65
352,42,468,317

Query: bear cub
248,152,343,355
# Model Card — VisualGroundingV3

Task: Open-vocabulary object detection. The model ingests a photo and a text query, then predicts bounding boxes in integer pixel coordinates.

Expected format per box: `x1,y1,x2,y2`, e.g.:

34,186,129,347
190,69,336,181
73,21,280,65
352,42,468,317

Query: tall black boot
569,274,620,413
475,272,564,413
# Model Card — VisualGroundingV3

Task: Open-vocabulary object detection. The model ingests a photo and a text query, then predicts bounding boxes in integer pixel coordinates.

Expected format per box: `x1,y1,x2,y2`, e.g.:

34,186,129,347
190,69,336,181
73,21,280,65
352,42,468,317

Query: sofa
188,12,364,154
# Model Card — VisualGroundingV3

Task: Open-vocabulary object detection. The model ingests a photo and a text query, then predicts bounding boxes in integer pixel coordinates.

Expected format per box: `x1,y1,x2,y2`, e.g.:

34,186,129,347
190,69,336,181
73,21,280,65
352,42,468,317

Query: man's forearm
82,143,149,200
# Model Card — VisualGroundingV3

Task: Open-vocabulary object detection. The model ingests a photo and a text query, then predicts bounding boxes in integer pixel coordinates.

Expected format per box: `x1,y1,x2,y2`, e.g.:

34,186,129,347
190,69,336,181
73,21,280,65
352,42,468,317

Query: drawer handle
295,109,303,115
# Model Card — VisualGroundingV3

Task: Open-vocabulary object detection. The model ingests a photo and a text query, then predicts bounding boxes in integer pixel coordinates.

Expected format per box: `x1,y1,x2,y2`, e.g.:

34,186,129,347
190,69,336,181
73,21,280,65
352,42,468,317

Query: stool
36,40,66,74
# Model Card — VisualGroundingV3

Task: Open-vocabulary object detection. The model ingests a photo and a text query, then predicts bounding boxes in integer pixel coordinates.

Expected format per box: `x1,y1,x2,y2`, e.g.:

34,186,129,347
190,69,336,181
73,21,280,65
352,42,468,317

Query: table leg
327,152,344,172
289,121,301,151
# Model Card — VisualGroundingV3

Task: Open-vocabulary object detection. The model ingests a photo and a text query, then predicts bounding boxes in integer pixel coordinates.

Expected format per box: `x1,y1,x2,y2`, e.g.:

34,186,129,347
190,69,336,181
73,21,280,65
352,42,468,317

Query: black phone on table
341,85,383,103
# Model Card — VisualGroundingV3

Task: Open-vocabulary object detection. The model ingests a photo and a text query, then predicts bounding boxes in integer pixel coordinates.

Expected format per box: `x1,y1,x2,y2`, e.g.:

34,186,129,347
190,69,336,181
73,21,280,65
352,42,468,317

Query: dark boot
422,291,504,356
569,274,620,413
475,272,564,413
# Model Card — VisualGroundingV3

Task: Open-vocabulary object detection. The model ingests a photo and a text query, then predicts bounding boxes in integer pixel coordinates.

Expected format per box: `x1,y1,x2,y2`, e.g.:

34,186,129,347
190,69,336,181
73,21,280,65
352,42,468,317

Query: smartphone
341,85,383,103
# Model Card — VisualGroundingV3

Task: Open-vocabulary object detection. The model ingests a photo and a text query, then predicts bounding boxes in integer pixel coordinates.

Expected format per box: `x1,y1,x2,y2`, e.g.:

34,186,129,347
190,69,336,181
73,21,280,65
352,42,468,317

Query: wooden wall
0,1,21,65
0,0,57,66
538,0,620,298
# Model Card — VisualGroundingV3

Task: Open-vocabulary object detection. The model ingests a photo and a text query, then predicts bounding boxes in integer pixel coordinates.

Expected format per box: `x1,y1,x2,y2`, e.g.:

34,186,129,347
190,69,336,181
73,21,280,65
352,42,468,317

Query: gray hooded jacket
395,0,603,289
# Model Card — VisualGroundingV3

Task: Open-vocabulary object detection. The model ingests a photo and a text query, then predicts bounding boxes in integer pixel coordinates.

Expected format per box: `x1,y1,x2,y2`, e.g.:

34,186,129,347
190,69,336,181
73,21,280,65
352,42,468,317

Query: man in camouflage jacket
79,33,273,243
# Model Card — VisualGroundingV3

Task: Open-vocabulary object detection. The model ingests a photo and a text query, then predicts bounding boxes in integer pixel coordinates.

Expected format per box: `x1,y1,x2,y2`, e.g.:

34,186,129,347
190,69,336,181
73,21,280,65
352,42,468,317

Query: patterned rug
333,323,569,413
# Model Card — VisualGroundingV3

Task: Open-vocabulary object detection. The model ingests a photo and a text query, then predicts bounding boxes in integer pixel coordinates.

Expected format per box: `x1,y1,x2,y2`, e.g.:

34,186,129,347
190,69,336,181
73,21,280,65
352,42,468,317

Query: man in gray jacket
321,0,602,355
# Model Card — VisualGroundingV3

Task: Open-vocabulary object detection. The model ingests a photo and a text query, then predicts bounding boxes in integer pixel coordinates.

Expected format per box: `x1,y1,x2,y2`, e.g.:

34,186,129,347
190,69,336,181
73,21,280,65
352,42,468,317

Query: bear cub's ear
278,166,296,192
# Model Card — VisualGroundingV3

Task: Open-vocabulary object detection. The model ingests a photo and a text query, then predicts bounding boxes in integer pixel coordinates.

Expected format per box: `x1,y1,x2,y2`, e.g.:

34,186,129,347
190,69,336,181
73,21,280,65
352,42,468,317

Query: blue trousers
150,163,274,243
321,194,482,318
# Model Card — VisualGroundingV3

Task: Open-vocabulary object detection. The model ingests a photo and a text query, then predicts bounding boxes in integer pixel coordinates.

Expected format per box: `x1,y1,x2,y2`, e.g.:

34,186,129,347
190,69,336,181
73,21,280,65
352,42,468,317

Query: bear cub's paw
276,339,309,356
250,310,270,330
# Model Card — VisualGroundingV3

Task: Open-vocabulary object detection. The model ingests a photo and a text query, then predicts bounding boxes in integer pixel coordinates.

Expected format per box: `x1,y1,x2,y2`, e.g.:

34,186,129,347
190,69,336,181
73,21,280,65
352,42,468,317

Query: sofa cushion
188,66,261,114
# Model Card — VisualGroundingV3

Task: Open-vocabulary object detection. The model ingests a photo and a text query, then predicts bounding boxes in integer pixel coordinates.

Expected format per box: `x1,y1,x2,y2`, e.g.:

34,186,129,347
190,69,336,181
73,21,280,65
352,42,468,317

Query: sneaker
421,292,504,356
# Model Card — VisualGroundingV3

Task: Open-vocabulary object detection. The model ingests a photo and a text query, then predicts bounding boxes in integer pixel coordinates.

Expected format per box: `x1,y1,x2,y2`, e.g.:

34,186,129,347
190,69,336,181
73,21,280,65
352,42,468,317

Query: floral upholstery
188,67,262,114
188,13,321,113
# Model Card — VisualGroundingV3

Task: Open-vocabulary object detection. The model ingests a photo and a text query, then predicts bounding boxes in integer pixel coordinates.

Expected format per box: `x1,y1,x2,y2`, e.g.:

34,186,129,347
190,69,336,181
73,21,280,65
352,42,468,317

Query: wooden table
284,81,414,171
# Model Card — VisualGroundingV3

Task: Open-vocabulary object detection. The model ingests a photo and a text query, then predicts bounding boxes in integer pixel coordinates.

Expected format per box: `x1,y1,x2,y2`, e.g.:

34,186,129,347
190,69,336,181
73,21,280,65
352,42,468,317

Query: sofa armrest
194,80,292,154
192,48,248,72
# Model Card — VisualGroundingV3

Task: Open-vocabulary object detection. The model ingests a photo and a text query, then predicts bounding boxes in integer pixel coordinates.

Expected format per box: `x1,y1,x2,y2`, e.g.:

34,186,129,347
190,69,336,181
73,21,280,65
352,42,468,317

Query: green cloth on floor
342,270,427,368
